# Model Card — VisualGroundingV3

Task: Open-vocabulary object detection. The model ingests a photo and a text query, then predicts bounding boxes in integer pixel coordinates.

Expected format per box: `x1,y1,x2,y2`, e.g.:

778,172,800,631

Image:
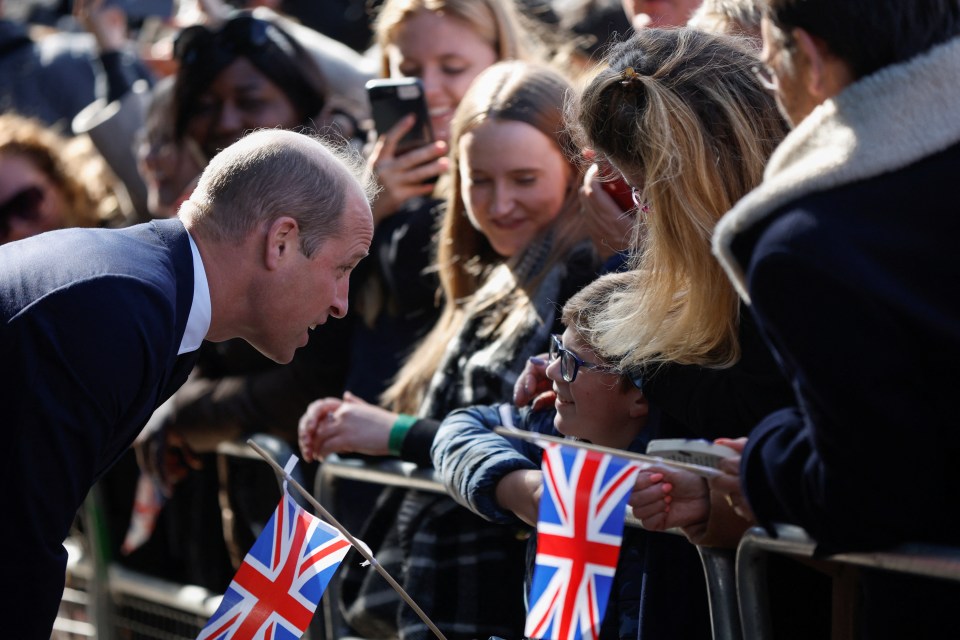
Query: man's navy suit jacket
0,218,198,638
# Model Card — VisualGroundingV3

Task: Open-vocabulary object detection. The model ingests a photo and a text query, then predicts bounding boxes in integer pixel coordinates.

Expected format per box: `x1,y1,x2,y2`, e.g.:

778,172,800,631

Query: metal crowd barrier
62,441,740,640
736,524,960,640
64,439,960,640
313,453,743,640
58,485,222,640
58,435,301,640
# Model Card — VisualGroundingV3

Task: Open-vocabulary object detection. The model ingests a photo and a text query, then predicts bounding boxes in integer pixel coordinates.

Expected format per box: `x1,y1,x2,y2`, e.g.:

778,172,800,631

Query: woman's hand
580,163,635,260
512,356,555,410
710,437,754,521
629,467,710,532
298,392,397,461
369,114,448,223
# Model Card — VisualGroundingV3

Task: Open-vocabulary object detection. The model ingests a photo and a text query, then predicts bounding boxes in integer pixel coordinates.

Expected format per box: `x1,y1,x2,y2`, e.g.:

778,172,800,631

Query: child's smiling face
547,327,649,450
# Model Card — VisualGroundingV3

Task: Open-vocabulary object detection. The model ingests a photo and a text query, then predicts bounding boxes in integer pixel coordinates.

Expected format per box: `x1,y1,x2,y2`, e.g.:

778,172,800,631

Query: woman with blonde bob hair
367,0,542,216
299,60,596,639
564,28,797,638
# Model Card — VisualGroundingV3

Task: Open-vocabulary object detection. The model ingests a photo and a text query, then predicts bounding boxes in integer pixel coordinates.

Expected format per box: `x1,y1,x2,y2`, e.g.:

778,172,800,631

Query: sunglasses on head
0,186,44,238
173,15,295,67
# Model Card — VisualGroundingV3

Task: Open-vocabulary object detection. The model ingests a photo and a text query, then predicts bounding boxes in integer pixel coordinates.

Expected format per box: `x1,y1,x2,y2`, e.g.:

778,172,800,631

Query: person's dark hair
766,0,960,80
171,12,328,140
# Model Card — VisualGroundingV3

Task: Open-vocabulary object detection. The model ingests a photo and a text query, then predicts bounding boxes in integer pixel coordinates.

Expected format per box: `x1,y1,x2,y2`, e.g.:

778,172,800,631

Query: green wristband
388,414,417,456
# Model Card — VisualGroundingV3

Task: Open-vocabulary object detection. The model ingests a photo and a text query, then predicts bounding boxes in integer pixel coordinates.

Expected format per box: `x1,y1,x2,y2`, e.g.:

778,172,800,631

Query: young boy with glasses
431,271,649,640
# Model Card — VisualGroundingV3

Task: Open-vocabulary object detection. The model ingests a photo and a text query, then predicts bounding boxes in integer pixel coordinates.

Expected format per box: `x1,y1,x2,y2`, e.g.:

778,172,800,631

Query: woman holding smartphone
366,0,540,220
342,0,547,402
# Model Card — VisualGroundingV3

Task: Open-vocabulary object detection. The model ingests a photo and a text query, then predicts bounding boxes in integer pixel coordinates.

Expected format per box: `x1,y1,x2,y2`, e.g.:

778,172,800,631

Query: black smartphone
365,78,435,156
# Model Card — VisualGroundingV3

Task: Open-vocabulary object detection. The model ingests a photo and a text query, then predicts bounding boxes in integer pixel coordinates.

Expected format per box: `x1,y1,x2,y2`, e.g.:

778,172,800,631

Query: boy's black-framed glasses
549,334,614,383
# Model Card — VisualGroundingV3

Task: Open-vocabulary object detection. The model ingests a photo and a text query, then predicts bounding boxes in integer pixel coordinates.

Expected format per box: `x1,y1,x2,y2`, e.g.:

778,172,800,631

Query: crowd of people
2,0,959,639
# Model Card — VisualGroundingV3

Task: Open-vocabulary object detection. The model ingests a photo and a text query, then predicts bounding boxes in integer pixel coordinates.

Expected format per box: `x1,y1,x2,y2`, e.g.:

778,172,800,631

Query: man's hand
134,406,202,497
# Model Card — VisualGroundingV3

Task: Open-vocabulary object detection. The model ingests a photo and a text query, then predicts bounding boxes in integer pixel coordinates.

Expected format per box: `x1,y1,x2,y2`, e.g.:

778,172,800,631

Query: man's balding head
183,129,376,257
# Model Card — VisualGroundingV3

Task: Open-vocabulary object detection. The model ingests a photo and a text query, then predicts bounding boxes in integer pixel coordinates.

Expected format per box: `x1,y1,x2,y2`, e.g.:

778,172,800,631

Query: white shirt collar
178,232,211,355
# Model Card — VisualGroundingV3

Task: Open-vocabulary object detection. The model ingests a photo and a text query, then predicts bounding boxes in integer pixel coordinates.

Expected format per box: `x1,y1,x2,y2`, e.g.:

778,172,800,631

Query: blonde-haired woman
570,28,796,638
300,60,596,639
575,33,783,373
366,0,540,219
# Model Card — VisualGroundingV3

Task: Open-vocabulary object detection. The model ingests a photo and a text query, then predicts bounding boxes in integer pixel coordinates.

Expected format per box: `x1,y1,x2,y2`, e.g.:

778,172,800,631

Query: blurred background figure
552,0,631,70
134,75,205,218
0,112,124,245
621,0,702,30
73,0,374,223
70,0,171,223
170,11,366,162
206,0,384,53
0,0,153,130
687,0,763,42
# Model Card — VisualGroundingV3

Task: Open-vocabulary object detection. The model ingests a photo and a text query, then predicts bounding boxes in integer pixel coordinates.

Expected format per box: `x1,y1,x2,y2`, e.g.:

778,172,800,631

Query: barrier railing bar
740,525,960,583
737,524,960,640
315,453,741,640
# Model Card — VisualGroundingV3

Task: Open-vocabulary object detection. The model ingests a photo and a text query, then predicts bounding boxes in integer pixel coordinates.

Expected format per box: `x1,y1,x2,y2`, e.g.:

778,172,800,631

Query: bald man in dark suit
0,129,374,638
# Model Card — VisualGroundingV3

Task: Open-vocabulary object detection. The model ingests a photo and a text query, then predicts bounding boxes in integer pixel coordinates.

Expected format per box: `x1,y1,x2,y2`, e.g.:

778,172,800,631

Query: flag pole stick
247,439,450,640
492,427,723,478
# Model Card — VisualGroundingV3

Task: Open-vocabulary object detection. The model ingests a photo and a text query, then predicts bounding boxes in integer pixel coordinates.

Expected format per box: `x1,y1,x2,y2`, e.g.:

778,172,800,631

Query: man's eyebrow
345,250,370,265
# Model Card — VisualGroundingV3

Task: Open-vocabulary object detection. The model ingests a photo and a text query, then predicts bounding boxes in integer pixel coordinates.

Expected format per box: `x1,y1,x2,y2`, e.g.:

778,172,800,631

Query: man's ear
263,216,299,270
792,27,852,102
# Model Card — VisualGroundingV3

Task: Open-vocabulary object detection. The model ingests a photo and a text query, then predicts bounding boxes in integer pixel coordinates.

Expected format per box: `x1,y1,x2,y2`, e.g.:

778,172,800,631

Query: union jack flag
525,443,640,640
197,489,351,640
